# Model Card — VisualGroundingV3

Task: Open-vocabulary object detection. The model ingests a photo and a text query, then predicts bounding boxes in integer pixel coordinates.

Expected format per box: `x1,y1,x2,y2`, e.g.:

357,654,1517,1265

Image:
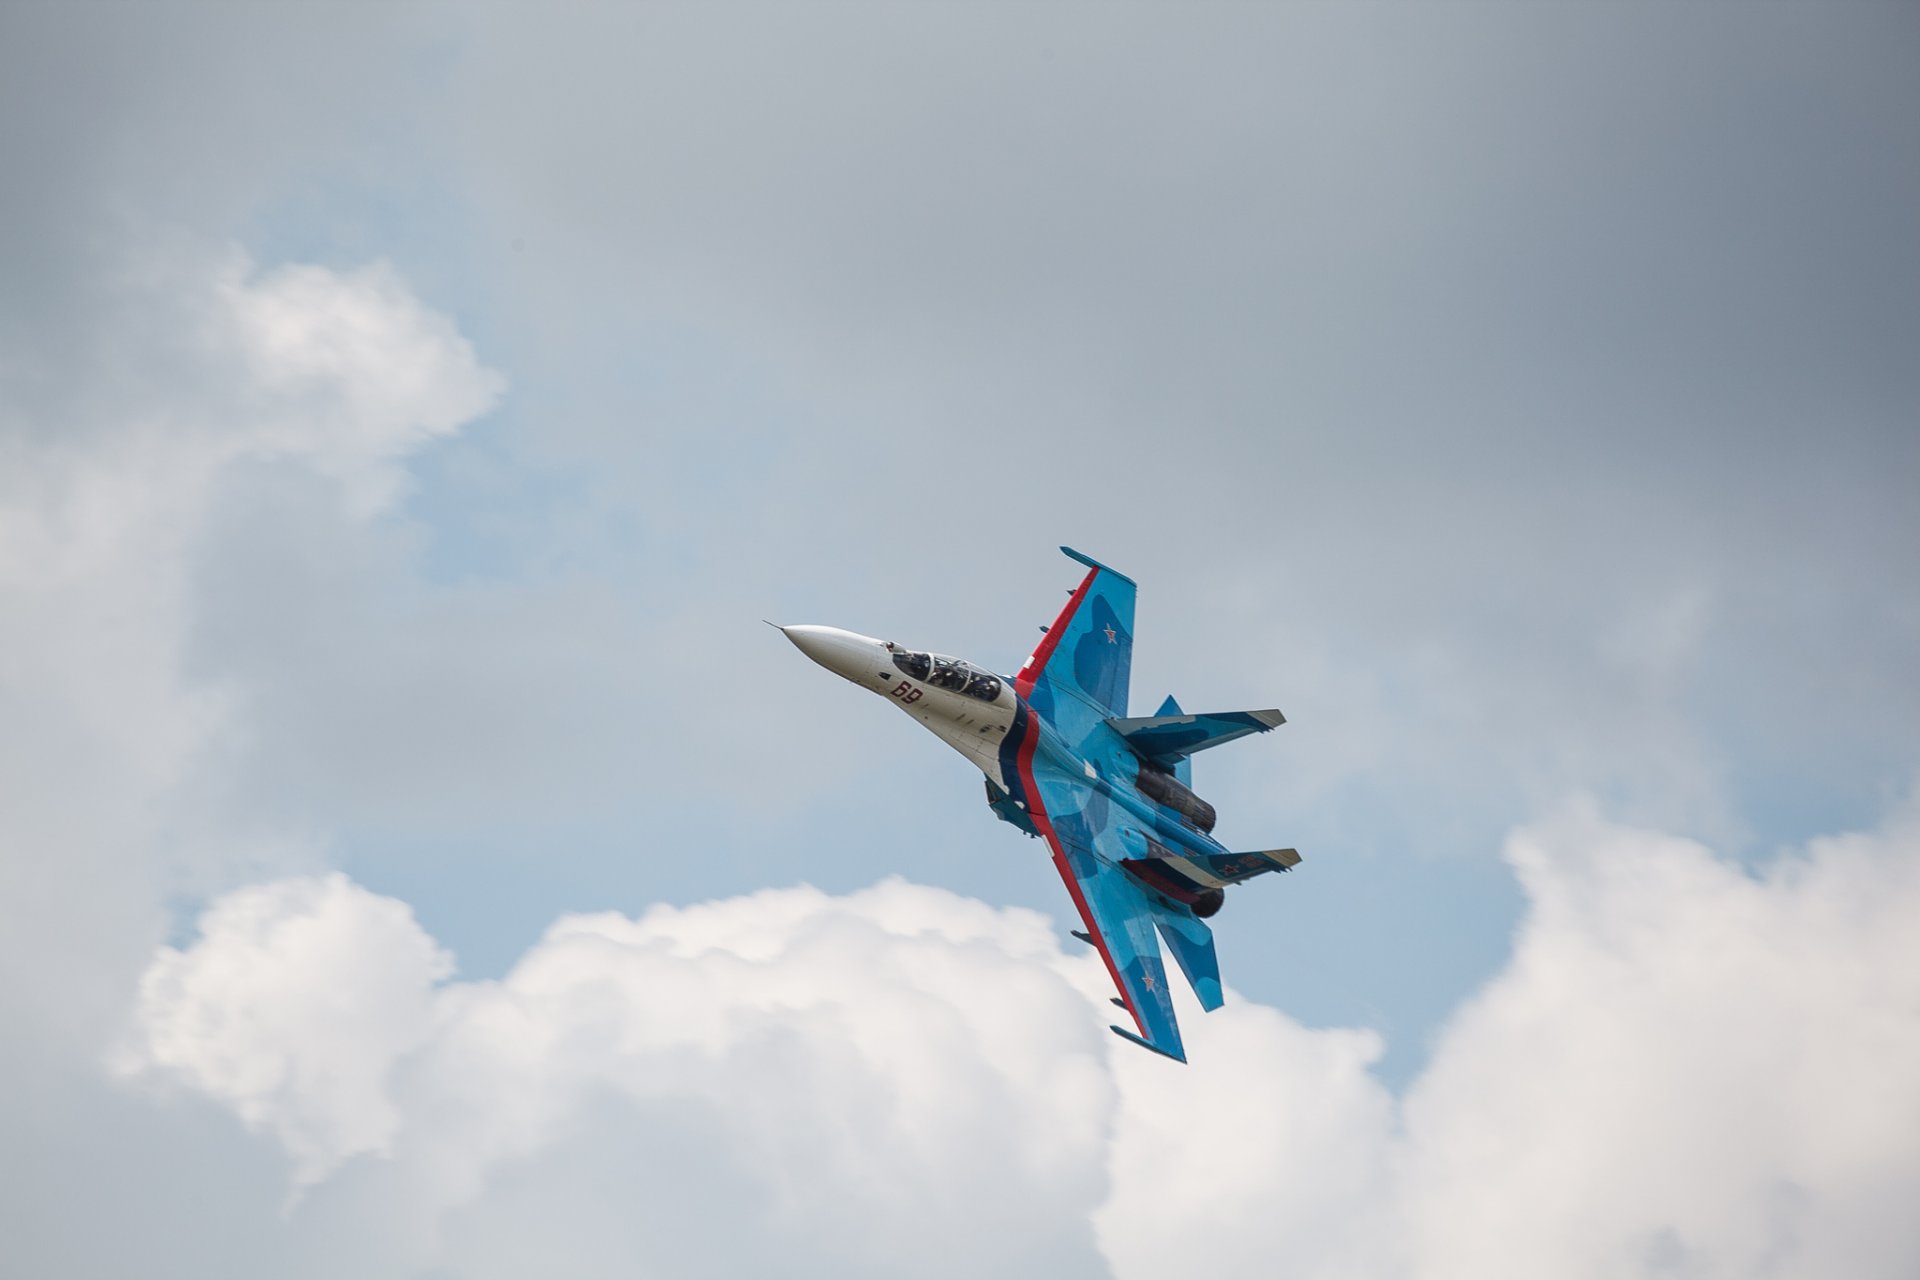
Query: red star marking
1103,625,1117,643
1142,972,1157,992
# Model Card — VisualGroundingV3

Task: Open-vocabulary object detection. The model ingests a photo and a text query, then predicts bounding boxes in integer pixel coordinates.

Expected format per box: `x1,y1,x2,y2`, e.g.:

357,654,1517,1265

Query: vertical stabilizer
1154,695,1193,786
1148,900,1224,1011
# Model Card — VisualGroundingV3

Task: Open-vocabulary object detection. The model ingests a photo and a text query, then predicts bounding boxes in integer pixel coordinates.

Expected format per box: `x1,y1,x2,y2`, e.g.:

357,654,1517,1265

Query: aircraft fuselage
780,624,1232,874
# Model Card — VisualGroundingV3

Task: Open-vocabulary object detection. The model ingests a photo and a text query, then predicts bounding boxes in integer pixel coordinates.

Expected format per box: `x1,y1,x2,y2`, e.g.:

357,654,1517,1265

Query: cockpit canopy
888,648,1003,702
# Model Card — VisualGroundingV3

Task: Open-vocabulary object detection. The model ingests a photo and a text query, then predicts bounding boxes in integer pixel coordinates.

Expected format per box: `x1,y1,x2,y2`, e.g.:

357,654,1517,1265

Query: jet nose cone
780,624,886,683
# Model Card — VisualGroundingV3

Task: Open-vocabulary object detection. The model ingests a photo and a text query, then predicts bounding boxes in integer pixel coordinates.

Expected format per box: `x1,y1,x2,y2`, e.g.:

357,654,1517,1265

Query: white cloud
1396,802,1920,1279
116,873,454,1189
210,255,504,514
3,11,1915,1277
0,240,500,1040
0,237,507,1271
1098,996,1399,1278
0,243,501,795
120,804,1920,1278
128,877,1118,1275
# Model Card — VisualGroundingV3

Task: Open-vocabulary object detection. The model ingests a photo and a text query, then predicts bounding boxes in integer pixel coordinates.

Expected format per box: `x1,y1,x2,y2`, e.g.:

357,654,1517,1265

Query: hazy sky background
3,4,1917,1277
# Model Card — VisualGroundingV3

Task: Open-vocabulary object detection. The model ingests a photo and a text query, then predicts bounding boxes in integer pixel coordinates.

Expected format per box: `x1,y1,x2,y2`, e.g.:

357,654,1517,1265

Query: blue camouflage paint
1018,550,1135,749
1153,695,1195,787
1107,708,1287,767
999,549,1301,1061
796,546,1303,1063
1072,593,1132,713
1151,907,1224,1012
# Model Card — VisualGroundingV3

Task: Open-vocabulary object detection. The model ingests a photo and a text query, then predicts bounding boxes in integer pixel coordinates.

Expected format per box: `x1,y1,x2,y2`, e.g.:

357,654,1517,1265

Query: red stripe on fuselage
1013,711,1144,1037
1016,567,1099,700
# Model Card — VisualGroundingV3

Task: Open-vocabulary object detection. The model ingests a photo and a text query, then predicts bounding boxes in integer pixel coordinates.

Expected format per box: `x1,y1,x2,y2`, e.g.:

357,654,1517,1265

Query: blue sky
4,4,1918,1276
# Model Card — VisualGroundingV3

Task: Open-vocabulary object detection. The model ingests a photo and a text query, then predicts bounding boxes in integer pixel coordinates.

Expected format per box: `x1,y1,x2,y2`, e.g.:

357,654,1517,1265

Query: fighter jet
779,546,1300,1063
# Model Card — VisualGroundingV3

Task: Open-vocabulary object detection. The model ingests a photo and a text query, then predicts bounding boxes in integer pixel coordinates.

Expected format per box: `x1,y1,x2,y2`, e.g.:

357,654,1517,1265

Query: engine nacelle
1192,888,1224,918
1132,763,1218,833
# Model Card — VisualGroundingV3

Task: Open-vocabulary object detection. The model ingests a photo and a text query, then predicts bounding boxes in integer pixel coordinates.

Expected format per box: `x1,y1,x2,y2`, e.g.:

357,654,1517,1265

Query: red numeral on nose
892,682,922,704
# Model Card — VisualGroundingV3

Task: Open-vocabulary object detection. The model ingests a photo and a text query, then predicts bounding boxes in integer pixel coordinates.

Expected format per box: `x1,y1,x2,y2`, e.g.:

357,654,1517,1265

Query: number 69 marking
891,682,922,704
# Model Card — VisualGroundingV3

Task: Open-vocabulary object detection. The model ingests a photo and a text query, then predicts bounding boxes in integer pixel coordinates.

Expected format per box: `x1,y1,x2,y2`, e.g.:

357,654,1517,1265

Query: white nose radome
780,625,888,684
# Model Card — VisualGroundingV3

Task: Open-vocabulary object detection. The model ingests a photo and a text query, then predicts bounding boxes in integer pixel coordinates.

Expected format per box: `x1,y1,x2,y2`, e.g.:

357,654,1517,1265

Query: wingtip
1109,1024,1187,1063
1060,546,1137,586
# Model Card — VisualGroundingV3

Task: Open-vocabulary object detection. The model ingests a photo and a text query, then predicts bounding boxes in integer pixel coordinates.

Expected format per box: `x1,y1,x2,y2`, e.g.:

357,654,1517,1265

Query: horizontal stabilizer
1107,708,1285,768
1195,847,1302,884
1123,846,1302,903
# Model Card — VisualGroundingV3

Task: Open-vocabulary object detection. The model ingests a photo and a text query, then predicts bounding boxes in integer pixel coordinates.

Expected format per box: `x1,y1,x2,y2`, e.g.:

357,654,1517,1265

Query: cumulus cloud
121,804,1920,1278
128,878,1117,1276
0,236,507,1272
210,255,504,514
117,873,455,1188
0,243,502,1040
5,10,1915,1279
1397,803,1920,1279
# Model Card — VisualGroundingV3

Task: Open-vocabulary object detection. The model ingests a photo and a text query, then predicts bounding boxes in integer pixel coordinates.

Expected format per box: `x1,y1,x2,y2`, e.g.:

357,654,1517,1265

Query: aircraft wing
1014,547,1136,754
1025,766,1187,1062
